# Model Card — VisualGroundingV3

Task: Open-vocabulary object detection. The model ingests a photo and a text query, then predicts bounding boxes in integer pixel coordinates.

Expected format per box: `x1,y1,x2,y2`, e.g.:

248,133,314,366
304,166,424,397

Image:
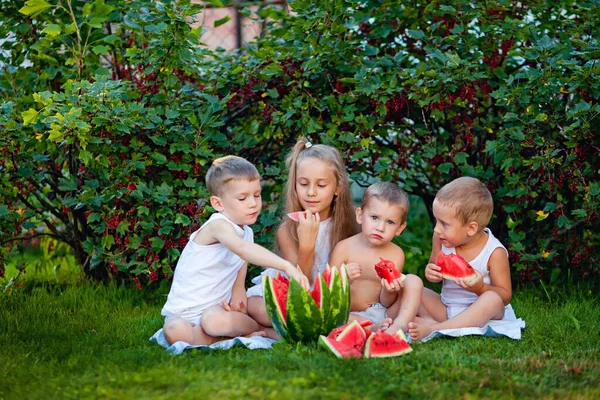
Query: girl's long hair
281,137,359,249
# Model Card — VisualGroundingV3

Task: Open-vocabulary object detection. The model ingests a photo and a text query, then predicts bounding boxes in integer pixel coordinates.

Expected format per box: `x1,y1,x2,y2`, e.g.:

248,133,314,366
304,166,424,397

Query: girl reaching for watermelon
246,137,359,330
408,177,513,342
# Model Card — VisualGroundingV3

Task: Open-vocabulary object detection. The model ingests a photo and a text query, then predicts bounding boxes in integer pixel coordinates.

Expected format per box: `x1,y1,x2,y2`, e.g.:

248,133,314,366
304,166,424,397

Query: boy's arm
329,239,361,283
465,248,512,305
207,219,309,289
424,234,443,283
229,263,248,313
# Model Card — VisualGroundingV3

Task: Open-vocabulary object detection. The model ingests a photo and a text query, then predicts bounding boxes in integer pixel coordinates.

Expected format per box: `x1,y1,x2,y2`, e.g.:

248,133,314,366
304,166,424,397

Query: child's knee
404,274,424,290
481,291,504,310
163,317,191,344
201,308,233,334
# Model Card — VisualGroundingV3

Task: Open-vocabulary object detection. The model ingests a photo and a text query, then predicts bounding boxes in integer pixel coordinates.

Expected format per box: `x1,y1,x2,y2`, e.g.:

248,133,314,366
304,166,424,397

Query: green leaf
437,162,454,174
214,16,231,28
19,0,52,17
407,29,425,39
150,237,165,251
42,24,61,38
204,0,224,6
174,214,191,226
92,45,110,55
22,108,39,126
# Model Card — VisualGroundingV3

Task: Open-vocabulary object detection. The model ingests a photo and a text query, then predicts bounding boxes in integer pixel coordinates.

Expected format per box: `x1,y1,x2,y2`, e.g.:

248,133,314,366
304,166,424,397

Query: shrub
1,0,598,286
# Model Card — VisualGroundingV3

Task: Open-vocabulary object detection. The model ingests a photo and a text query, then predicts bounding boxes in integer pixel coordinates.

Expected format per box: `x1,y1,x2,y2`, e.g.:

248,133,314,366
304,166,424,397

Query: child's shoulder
334,233,361,248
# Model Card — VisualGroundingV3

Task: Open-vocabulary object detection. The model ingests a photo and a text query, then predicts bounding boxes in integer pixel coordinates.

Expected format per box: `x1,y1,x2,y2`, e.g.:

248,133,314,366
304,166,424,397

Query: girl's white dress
246,218,332,297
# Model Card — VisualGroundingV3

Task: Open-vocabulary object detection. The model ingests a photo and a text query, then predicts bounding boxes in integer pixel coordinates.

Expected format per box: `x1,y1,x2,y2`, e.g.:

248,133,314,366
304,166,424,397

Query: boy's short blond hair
205,155,260,196
361,181,410,224
435,177,493,229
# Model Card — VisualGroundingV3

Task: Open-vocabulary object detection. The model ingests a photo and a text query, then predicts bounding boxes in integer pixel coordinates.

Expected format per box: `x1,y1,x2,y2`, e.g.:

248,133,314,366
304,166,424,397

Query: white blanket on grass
149,328,276,355
416,304,526,343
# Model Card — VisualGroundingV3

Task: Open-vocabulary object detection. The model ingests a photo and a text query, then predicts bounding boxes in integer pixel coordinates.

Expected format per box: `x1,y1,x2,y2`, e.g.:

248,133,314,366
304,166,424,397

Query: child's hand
454,270,484,293
286,264,310,291
381,277,403,293
297,210,320,247
425,262,443,283
221,299,248,314
345,262,362,283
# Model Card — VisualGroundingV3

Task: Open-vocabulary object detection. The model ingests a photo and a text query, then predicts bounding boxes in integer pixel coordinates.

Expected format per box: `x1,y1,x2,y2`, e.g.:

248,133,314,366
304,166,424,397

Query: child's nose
307,185,316,196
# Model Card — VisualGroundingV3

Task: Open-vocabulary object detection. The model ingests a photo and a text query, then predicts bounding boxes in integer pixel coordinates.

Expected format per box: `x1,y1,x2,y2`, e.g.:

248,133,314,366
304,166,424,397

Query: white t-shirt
161,213,253,321
440,228,508,308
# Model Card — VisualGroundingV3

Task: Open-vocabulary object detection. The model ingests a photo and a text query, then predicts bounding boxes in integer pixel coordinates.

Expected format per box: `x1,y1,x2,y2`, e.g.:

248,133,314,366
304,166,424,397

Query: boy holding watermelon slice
329,182,424,334
408,177,512,342
161,156,309,346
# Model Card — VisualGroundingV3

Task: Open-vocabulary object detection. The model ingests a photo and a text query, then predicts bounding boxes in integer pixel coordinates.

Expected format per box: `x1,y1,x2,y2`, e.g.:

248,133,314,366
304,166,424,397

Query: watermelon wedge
287,211,306,222
335,320,367,353
327,320,373,340
436,252,478,281
318,335,363,359
363,330,412,358
374,257,406,284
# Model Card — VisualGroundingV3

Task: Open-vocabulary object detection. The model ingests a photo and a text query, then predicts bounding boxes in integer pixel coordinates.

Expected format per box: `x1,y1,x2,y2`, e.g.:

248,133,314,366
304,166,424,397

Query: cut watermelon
436,252,478,281
287,211,306,222
374,257,405,283
318,335,363,359
335,320,367,353
327,319,373,341
363,330,412,358
322,265,332,287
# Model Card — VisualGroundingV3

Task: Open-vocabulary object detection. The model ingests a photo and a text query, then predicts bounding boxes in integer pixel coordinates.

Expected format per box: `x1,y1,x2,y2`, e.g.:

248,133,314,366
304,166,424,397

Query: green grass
1,270,599,400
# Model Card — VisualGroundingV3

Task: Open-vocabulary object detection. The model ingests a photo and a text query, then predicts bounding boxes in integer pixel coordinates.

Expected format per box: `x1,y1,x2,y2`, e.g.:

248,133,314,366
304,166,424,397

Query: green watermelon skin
318,335,363,359
285,279,323,343
262,275,288,341
263,265,351,344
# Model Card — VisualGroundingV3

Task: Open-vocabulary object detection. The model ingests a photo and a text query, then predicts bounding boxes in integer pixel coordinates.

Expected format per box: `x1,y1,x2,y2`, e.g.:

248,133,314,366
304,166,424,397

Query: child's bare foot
243,330,266,339
384,321,407,336
408,322,434,342
412,316,438,327
262,327,280,340
370,318,393,331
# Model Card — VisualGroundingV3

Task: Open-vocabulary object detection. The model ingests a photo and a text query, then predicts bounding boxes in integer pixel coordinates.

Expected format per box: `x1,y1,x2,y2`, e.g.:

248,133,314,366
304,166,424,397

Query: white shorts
163,307,205,326
351,303,388,324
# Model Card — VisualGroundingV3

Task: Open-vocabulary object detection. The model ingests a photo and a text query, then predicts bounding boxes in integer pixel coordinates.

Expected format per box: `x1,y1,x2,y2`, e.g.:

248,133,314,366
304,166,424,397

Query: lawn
1,264,599,400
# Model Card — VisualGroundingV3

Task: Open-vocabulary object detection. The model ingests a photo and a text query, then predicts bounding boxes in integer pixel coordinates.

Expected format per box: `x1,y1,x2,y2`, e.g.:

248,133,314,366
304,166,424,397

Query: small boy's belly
350,280,382,312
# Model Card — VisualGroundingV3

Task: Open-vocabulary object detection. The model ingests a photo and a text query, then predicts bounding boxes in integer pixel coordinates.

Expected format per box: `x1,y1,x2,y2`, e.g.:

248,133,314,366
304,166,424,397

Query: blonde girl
246,137,359,328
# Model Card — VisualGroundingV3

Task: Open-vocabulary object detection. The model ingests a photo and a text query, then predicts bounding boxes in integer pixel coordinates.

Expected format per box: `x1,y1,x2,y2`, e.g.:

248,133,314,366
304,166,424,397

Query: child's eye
371,216,378,220
318,184,327,188
238,197,246,201
254,193,261,198
387,220,395,225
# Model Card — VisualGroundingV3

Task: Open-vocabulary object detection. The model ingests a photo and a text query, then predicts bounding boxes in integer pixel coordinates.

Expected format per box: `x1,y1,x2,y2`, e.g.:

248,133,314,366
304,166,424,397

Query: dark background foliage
1,0,598,287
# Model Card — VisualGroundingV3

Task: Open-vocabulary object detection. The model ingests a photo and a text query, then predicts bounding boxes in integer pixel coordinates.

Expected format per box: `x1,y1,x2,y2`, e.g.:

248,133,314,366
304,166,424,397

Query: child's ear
210,195,225,212
355,207,363,225
466,221,479,236
395,222,407,236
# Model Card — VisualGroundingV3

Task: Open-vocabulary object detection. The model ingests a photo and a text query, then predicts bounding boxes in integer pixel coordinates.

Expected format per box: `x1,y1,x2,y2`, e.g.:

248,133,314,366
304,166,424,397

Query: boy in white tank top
408,177,512,342
161,156,309,346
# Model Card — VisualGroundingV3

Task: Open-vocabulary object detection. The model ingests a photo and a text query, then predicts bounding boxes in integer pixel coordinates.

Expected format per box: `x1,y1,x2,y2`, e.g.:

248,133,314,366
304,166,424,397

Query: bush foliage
1,0,598,286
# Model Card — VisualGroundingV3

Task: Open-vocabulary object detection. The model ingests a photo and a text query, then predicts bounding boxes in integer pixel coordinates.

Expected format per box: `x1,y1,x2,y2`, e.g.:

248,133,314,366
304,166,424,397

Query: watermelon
363,330,412,358
318,335,362,359
287,211,306,222
374,257,406,284
327,320,373,340
436,252,478,281
335,320,367,353
263,265,351,344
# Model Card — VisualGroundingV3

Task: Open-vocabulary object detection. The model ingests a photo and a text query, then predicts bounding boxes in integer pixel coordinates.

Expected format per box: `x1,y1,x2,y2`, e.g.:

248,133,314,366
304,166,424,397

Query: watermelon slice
363,330,412,358
335,320,367,353
327,320,373,340
322,265,332,287
287,211,306,222
436,252,478,281
374,257,406,283
318,335,363,359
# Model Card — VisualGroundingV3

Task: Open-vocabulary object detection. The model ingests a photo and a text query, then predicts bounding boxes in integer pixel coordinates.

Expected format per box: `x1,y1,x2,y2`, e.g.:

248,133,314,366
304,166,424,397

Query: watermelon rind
324,267,347,332
314,274,331,329
442,272,478,281
338,265,351,326
286,279,323,343
262,275,288,340
318,335,362,359
335,320,367,352
364,331,413,358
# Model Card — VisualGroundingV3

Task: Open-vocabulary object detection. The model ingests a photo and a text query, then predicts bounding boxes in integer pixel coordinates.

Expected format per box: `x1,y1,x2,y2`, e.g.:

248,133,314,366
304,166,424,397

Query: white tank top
440,228,508,307
161,213,253,317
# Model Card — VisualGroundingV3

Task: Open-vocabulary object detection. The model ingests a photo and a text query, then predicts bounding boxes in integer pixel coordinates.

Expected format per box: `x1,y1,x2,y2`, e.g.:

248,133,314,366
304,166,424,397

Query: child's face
213,179,262,226
295,158,339,220
432,199,472,248
356,198,407,246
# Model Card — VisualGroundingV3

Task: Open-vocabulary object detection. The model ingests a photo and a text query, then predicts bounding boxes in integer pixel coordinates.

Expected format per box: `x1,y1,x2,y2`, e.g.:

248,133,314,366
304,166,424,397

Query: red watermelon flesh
271,278,289,320
335,321,367,353
274,273,289,285
364,330,412,358
318,335,363,359
374,257,405,283
322,265,332,286
310,275,322,308
436,252,478,281
287,211,306,222
327,320,373,340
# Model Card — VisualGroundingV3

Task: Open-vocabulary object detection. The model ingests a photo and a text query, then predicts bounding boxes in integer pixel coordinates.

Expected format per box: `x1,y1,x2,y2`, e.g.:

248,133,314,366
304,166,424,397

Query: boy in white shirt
161,156,309,345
